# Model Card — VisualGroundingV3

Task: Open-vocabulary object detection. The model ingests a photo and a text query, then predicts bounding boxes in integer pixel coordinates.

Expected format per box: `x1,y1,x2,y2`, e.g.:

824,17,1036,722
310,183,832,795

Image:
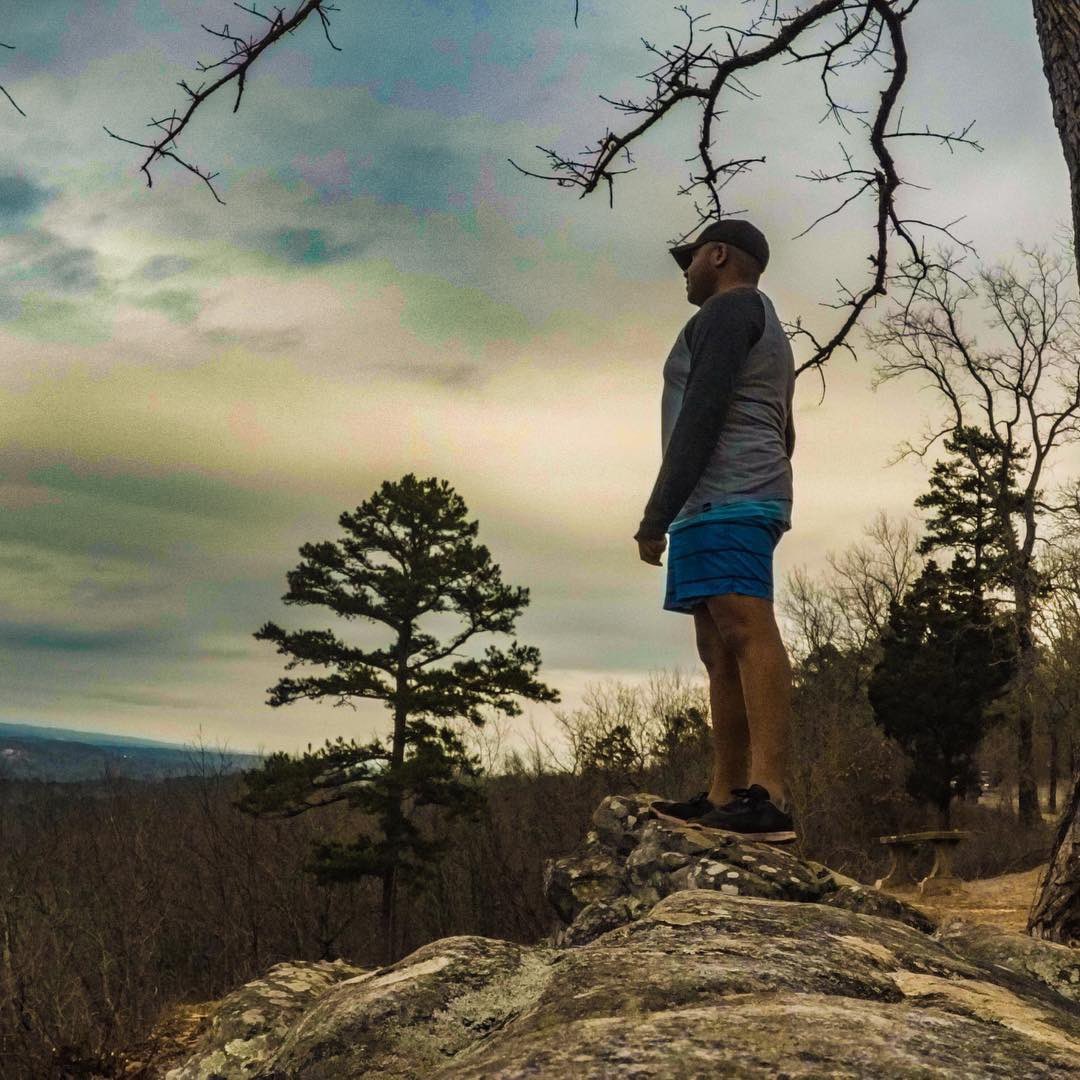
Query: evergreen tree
913,425,1024,605
868,561,1016,825
236,474,559,961
650,704,709,769
871,431,1025,824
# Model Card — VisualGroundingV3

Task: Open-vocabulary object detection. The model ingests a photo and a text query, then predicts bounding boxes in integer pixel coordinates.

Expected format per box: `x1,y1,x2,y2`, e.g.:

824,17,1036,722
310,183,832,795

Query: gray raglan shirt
635,286,795,541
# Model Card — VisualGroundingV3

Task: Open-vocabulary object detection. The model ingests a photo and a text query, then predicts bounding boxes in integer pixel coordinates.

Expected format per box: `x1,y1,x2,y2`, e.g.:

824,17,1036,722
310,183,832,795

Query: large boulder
437,891,1080,1079
255,936,551,1080
162,890,1080,1078
158,794,1080,1078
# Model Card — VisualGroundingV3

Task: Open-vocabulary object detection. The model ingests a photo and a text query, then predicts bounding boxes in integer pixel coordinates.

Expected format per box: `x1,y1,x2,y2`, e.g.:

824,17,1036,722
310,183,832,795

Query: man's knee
693,604,731,673
697,644,729,676
705,594,773,652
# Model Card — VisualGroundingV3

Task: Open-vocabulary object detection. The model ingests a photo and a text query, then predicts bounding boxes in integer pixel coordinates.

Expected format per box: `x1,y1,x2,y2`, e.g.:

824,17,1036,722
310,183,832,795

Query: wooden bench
874,830,970,896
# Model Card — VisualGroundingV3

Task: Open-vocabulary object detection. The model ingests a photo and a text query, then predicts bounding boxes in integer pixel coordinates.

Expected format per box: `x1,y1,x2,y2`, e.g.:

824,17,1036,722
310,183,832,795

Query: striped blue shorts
664,501,791,613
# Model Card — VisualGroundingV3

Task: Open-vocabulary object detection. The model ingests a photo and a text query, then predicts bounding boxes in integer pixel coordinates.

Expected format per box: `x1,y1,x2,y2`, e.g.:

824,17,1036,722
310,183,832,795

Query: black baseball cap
669,219,770,273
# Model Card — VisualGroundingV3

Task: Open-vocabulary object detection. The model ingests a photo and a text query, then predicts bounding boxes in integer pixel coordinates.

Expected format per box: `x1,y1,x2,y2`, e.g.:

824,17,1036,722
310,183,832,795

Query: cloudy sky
0,0,1072,758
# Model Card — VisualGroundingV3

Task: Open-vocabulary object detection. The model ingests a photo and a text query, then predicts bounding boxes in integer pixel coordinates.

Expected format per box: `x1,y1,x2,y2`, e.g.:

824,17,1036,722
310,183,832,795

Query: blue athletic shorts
663,501,791,613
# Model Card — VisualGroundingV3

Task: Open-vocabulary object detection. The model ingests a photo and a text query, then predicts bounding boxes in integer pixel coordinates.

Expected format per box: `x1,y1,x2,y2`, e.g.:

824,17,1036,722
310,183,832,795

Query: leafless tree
781,510,921,679
868,242,1080,828
554,669,709,785
777,515,921,869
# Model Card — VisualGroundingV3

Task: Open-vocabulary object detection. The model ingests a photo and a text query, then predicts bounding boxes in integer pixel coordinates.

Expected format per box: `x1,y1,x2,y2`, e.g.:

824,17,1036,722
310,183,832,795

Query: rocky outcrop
545,792,936,942
441,891,1080,1078
254,936,551,1080
159,794,1080,1079
164,959,366,1080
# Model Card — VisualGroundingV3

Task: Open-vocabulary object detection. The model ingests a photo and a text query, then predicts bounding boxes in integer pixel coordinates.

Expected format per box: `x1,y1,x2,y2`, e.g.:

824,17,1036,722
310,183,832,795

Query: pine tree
913,425,1024,606
868,561,1017,825
869,430,1028,824
236,474,559,961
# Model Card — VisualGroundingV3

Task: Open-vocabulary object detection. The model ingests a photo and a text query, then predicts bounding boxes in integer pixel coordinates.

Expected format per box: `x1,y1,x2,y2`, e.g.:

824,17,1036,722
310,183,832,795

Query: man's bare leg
692,603,749,804
704,594,793,808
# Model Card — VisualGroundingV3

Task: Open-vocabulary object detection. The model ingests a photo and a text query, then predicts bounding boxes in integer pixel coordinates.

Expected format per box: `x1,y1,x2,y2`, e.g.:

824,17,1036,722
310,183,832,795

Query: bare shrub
950,800,1055,879
0,755,379,1080
553,668,710,795
789,667,915,881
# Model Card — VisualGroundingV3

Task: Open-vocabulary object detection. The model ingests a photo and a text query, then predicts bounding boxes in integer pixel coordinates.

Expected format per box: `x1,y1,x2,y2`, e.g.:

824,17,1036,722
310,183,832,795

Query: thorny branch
511,0,982,375
102,1,341,204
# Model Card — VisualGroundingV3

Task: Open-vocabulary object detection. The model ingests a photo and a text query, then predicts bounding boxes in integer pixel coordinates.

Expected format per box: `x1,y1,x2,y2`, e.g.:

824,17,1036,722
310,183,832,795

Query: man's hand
637,536,666,566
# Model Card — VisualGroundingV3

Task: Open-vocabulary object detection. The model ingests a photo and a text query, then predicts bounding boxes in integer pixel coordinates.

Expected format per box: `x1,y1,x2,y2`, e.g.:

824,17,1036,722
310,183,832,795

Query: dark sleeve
634,288,765,541
785,409,796,458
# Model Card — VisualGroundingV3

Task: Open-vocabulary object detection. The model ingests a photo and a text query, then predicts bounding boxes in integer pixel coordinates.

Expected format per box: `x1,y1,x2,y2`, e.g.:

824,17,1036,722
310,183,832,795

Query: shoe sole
687,821,798,844
650,805,797,843
744,830,798,844
650,806,710,825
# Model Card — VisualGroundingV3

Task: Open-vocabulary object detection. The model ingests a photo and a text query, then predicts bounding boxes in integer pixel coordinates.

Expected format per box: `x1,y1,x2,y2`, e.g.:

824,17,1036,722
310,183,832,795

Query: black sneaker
651,790,714,821
694,784,797,843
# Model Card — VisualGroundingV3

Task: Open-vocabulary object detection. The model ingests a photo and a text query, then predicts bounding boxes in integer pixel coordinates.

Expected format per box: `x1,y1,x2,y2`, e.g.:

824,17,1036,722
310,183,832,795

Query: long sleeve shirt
635,286,795,542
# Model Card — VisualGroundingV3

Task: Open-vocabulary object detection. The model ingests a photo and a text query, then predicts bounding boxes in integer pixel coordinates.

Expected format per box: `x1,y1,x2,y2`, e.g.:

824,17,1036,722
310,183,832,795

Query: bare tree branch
12,2,985,379
103,1,341,204
0,40,24,117
780,509,921,680
511,0,981,375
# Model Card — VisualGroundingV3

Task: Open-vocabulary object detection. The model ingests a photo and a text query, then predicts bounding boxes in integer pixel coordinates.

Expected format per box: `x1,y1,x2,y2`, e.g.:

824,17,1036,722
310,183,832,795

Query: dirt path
883,865,1048,934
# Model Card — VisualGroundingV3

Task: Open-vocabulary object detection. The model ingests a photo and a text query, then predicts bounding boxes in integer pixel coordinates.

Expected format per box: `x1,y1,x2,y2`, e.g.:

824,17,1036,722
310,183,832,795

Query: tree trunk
1017,704,1040,827
1032,0,1080,271
1013,594,1042,828
1028,763,1080,944
1049,727,1059,813
380,865,396,965
379,627,413,965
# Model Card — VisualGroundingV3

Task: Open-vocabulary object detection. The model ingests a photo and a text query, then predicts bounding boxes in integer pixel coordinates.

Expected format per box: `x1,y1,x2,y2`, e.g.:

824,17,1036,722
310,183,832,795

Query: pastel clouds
291,148,363,204
0,0,1069,757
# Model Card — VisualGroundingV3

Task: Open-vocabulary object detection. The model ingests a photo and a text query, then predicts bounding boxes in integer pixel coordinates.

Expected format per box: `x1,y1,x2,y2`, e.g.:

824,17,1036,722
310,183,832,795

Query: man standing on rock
634,219,797,843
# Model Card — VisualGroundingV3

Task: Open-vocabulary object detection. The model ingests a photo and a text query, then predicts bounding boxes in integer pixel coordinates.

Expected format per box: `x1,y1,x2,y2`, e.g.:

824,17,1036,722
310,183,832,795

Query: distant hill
0,721,263,782
0,720,198,750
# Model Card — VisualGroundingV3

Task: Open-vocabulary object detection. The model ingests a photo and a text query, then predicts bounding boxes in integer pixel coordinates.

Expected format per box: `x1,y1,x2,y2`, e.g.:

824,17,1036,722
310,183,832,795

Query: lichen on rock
545,792,925,945
937,916,1080,1005
256,935,547,1080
